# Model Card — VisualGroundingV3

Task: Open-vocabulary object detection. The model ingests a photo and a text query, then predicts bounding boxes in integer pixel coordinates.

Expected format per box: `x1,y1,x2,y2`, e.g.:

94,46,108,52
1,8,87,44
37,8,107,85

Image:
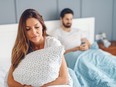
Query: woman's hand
40,84,47,87
23,84,33,87
40,56,69,87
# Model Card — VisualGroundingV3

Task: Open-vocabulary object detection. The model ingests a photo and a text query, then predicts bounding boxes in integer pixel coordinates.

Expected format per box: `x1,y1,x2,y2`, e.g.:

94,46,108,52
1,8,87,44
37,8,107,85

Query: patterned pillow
13,46,64,87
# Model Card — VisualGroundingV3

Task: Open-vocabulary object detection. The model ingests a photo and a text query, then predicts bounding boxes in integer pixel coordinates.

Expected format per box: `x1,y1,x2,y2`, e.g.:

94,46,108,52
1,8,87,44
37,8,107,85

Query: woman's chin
31,40,39,44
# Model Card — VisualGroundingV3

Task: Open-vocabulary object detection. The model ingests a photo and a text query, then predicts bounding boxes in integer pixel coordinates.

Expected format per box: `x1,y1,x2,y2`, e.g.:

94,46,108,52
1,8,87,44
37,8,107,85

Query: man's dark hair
60,8,74,18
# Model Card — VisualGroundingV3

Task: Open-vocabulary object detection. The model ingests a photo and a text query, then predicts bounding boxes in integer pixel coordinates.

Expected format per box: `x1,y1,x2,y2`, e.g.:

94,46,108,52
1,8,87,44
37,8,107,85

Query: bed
1,17,109,87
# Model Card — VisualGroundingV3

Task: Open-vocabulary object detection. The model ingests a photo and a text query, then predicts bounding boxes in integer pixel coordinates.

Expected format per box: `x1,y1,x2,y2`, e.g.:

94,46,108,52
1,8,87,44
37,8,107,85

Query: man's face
61,13,73,28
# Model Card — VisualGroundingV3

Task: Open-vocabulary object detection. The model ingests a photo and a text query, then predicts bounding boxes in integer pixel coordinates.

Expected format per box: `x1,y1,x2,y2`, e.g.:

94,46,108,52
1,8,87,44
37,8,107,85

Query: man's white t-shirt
51,28,86,50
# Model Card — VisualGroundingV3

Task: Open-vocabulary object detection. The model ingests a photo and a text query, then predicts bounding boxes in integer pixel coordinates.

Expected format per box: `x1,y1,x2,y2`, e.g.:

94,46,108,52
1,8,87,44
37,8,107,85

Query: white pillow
13,46,64,87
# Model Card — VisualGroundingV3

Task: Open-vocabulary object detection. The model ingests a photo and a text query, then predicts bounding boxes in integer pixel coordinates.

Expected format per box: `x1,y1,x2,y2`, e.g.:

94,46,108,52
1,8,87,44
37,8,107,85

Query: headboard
0,17,95,86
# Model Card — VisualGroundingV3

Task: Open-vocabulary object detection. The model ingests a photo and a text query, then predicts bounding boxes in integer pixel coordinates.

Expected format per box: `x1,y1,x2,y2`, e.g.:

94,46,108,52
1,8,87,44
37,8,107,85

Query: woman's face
25,18,43,44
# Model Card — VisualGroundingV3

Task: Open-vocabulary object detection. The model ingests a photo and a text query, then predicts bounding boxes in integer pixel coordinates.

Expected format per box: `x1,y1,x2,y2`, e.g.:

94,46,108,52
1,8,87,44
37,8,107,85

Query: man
51,8,116,87
52,8,90,54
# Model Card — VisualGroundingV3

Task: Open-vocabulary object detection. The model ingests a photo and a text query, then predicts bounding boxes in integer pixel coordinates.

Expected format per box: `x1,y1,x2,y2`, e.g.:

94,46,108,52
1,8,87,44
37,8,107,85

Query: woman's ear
42,30,46,36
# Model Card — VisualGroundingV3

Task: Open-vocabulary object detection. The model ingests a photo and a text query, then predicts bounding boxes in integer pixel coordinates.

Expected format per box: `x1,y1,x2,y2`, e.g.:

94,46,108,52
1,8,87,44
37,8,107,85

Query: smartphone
81,41,85,45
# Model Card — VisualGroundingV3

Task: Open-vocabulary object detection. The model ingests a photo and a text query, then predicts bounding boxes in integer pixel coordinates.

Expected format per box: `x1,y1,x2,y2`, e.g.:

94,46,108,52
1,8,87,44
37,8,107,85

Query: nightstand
98,41,116,56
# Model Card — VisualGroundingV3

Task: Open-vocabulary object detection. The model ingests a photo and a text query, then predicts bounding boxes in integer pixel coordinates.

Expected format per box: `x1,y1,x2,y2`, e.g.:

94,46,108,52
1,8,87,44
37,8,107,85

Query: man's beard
63,22,72,28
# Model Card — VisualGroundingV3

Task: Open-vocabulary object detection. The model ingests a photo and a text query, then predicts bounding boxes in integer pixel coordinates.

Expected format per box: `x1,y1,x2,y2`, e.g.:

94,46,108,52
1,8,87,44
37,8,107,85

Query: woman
7,9,69,87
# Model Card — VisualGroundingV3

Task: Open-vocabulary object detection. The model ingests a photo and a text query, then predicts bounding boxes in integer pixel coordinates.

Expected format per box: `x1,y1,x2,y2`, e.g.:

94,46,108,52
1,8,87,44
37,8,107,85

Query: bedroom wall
16,0,58,22
81,0,113,40
57,0,81,18
113,0,116,40
0,0,16,24
0,0,115,40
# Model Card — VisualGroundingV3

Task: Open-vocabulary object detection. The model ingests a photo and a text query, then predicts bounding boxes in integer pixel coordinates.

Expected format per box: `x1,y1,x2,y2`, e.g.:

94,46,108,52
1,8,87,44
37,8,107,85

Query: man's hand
79,38,90,51
79,43,89,51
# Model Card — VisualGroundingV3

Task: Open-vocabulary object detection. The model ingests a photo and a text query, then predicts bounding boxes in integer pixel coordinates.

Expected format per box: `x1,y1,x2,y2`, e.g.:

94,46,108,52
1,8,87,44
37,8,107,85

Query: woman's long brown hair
12,9,47,69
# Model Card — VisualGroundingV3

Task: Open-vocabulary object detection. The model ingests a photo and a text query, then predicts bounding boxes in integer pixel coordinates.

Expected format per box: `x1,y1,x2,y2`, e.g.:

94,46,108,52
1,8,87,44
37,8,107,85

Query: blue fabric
74,49,116,87
68,68,81,87
65,51,83,69
90,42,99,49
65,42,99,70
65,42,116,87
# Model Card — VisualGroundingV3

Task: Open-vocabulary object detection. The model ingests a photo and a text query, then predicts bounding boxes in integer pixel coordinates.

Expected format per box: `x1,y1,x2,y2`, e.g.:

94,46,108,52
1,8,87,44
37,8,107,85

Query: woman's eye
35,27,39,29
26,28,30,31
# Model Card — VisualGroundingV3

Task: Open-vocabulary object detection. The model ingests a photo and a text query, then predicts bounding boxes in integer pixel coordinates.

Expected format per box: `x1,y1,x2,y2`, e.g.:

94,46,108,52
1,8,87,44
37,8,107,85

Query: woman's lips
31,36,38,39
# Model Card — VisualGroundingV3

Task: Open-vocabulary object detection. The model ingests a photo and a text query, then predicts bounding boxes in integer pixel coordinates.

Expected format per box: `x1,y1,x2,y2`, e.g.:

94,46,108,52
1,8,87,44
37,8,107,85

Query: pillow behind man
13,46,64,87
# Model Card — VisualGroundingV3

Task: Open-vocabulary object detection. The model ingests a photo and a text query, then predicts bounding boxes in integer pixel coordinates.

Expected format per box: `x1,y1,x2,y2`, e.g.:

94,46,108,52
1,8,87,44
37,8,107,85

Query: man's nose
69,20,72,23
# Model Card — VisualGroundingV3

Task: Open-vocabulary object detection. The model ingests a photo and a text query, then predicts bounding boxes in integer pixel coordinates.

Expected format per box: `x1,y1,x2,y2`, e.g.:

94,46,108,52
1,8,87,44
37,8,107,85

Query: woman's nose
31,28,37,34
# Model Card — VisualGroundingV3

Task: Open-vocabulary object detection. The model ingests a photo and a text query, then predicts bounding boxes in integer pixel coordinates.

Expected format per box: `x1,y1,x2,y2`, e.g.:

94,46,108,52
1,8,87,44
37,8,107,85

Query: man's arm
65,38,91,54
64,46,80,54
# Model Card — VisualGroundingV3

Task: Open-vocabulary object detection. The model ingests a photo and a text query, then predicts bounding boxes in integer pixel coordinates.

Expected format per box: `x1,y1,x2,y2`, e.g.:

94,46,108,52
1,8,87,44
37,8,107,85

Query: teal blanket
65,48,116,87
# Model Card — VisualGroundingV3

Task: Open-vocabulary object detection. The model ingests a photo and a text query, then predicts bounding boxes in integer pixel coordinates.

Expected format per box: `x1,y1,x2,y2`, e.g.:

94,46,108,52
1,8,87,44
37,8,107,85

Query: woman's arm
41,56,69,87
7,65,24,87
